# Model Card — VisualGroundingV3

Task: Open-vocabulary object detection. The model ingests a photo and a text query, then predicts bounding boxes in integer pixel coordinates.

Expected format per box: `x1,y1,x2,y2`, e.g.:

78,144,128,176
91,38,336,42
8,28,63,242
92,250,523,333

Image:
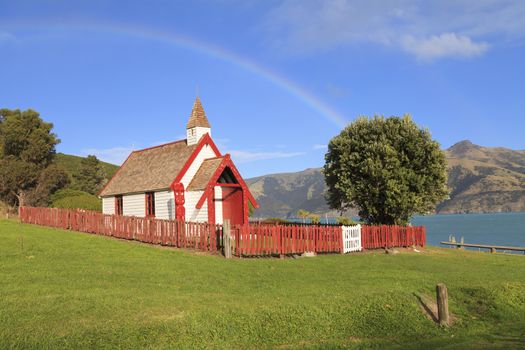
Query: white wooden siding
102,197,115,215
214,186,223,225
185,190,208,222
154,190,174,220
180,144,218,187
186,127,211,146
123,193,146,217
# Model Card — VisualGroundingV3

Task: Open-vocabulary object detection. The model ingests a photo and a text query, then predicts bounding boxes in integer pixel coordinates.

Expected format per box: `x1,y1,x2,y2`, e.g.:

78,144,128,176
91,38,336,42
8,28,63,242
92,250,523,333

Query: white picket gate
342,225,362,253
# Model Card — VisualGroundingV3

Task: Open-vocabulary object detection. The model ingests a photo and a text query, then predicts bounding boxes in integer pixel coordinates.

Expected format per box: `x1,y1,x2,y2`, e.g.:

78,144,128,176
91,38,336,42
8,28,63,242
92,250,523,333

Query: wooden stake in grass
223,220,232,259
436,283,450,326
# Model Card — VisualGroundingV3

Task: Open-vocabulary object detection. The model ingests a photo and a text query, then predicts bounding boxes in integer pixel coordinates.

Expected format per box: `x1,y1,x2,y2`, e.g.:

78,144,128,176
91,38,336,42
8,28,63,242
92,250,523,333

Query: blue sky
1,1,524,178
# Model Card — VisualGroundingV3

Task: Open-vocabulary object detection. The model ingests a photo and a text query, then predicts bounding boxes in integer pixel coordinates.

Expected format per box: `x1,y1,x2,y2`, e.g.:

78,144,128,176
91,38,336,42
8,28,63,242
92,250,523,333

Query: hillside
438,141,525,213
54,153,119,188
246,168,334,219
246,141,525,218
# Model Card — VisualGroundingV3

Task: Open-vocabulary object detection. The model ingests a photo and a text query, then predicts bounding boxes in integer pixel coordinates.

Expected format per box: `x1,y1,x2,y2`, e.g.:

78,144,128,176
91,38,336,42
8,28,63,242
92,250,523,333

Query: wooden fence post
436,283,450,326
223,219,232,259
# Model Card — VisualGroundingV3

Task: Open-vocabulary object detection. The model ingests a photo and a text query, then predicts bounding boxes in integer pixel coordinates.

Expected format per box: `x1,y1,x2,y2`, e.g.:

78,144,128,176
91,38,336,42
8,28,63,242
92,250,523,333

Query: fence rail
361,225,426,249
231,223,344,256
20,206,222,252
19,207,425,257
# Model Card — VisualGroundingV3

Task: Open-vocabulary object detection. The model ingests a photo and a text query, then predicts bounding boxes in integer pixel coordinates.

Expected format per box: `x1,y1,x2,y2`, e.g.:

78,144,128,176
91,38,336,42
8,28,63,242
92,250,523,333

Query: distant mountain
438,141,525,213
246,141,525,218
246,168,333,219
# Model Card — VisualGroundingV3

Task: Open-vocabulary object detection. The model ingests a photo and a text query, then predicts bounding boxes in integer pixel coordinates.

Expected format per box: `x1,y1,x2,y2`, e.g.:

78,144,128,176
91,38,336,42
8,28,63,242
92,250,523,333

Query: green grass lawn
1,220,524,349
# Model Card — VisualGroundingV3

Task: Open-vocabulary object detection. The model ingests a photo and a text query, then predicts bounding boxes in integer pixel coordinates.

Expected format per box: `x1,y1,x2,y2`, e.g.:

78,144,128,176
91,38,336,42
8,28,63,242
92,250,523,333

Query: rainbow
3,20,349,128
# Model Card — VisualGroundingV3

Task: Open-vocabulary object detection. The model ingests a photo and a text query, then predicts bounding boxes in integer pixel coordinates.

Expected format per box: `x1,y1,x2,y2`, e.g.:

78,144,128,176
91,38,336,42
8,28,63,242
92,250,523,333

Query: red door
222,187,244,225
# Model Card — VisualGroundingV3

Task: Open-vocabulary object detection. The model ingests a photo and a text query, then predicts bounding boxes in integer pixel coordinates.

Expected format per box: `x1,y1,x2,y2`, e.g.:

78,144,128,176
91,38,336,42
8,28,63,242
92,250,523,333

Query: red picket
19,206,426,257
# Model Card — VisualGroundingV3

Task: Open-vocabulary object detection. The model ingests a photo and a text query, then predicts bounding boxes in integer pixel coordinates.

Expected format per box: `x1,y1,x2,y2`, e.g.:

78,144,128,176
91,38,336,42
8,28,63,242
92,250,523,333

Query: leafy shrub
51,189,102,211
336,216,358,226
310,215,321,224
0,200,16,217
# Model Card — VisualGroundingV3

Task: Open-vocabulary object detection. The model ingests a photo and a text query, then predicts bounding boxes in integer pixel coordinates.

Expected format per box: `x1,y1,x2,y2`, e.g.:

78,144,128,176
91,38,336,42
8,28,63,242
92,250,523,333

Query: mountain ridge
246,140,525,218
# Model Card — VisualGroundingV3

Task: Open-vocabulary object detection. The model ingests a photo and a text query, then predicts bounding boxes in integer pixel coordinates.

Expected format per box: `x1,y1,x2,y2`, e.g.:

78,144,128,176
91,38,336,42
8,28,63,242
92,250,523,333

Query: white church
99,97,258,226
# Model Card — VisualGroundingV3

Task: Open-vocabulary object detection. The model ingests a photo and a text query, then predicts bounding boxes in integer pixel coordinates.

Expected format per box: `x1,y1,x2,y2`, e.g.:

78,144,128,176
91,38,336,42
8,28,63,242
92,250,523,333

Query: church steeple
186,97,211,145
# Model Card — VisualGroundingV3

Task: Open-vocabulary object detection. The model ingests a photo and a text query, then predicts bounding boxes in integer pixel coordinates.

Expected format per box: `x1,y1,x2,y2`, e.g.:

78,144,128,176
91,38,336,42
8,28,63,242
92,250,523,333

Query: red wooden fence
19,207,425,256
231,224,343,256
361,225,426,249
19,206,222,252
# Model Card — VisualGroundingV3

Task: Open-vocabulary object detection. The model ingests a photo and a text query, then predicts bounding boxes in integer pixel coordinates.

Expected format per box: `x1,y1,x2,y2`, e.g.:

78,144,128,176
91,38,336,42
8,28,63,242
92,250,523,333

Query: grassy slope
1,220,525,349
54,153,119,183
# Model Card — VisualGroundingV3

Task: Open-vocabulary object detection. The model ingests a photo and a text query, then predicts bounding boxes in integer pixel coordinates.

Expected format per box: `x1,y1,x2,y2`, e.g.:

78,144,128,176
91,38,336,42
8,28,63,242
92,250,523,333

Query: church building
99,98,258,226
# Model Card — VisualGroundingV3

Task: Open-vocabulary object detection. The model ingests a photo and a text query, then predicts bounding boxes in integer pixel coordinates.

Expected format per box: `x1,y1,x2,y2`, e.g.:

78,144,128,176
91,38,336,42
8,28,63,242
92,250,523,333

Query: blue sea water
301,212,525,250
412,212,525,249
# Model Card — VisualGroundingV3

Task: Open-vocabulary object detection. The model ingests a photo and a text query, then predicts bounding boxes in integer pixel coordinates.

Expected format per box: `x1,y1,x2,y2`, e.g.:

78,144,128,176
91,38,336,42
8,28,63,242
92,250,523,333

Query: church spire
186,97,211,146
187,97,211,129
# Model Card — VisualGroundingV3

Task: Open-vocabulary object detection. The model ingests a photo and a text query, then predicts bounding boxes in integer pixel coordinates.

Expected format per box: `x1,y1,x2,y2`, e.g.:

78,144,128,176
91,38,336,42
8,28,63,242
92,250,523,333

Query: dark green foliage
54,153,118,183
0,109,63,207
73,155,106,195
0,158,39,206
51,189,102,211
324,115,448,225
297,209,310,219
24,164,70,207
336,216,357,226
0,109,59,166
310,214,320,224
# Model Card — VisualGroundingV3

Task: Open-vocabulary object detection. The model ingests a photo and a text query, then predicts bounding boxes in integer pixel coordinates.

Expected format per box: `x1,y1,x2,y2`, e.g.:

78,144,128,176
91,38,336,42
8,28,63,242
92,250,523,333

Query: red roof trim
195,154,259,209
171,133,221,186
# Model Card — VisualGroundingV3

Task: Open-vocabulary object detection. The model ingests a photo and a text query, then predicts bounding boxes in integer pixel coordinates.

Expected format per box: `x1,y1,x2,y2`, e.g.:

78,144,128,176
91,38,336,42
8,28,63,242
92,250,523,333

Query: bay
412,212,525,250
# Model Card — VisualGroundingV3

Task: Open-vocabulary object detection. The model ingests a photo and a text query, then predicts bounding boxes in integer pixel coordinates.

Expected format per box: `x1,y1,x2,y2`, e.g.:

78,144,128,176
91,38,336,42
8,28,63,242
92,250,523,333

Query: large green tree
73,155,106,195
324,115,448,225
25,164,70,207
0,109,67,207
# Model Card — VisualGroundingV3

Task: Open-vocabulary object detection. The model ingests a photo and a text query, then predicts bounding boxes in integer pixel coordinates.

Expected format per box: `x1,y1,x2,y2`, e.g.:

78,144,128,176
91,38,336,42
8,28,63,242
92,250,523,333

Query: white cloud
401,33,489,60
228,149,306,163
81,146,135,165
313,144,327,150
264,0,525,60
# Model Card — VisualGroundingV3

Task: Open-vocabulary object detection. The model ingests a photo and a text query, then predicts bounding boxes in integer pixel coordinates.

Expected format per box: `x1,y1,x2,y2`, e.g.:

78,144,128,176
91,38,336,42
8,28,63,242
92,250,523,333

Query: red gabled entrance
194,154,259,226
222,187,244,226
